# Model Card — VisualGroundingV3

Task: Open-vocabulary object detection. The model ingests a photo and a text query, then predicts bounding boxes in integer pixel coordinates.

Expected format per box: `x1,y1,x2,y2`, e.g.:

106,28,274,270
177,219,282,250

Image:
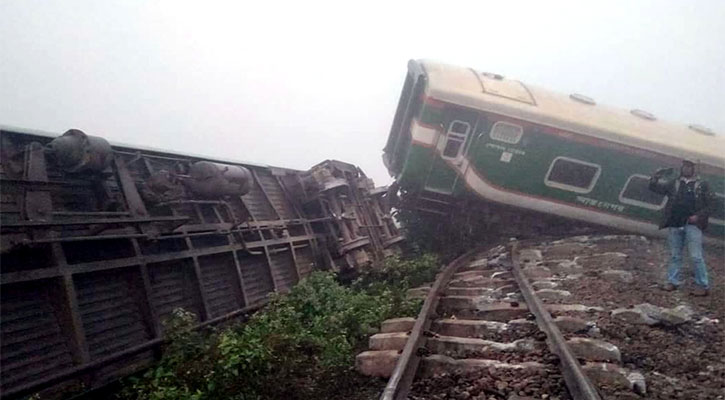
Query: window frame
489,121,524,145
544,156,602,194
441,120,471,160
618,174,668,210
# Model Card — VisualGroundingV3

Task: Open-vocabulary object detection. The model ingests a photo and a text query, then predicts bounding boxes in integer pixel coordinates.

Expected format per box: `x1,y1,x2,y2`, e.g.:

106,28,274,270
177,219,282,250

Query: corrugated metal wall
237,253,276,306
147,259,204,327
269,250,298,292
198,253,245,318
74,270,152,360
0,282,75,391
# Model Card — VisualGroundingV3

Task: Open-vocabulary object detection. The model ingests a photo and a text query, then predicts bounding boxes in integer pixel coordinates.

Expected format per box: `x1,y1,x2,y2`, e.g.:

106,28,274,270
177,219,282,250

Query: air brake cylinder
46,129,113,172
186,161,253,198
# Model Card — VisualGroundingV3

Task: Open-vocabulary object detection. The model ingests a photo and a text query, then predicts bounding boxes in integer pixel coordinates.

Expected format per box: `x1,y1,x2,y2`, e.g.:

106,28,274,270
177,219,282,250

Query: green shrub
119,254,440,400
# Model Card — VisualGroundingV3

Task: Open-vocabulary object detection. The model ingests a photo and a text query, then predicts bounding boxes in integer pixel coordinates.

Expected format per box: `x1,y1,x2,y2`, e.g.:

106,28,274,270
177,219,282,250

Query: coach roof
417,60,725,168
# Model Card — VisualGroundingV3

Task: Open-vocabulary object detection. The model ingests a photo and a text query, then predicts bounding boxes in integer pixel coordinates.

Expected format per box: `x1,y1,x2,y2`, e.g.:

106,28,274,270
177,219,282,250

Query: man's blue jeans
667,225,709,288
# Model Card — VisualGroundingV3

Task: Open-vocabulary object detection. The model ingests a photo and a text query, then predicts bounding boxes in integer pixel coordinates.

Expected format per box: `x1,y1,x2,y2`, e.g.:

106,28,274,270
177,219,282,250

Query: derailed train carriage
0,126,402,398
384,60,725,244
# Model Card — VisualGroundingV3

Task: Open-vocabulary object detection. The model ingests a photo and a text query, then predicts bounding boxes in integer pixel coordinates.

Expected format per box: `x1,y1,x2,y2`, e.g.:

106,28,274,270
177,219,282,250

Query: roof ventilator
481,72,504,80
688,124,716,136
569,93,596,105
631,109,657,121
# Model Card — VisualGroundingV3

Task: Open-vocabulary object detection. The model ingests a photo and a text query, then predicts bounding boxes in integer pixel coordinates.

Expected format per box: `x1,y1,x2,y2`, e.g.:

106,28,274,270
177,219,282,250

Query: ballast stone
582,362,632,389
553,316,590,333
531,280,558,290
567,337,621,362
550,260,583,274
535,289,571,301
660,305,695,325
611,308,658,325
518,249,543,264
523,266,553,279
612,303,694,326
628,371,647,395
601,270,634,283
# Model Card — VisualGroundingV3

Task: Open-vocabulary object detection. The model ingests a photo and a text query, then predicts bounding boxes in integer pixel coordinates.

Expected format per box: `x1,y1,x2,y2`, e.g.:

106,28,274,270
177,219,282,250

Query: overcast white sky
1,0,724,186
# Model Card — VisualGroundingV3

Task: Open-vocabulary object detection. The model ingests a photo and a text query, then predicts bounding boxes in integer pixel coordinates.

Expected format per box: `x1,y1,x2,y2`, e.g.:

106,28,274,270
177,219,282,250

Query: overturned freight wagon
0,126,402,398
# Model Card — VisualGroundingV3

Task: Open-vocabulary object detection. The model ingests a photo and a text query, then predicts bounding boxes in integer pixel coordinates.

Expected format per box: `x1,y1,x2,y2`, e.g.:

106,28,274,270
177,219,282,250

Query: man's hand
688,215,698,224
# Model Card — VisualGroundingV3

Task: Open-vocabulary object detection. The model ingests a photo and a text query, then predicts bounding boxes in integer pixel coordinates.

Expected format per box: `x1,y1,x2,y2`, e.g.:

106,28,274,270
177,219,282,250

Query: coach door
424,115,476,195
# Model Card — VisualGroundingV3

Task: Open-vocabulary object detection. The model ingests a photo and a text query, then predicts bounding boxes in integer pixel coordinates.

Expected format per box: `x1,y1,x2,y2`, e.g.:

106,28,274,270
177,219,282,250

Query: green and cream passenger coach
383,60,725,243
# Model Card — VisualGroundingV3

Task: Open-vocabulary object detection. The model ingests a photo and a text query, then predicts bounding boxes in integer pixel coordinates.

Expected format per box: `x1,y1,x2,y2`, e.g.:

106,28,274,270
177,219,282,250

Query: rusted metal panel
293,246,316,279
241,175,278,221
147,259,204,327
236,253,275,306
255,169,297,219
74,270,152,360
0,282,75,391
269,250,298,292
198,253,245,318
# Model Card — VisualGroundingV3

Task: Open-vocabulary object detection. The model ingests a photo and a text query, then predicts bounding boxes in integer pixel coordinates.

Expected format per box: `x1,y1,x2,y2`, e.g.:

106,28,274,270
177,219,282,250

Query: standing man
649,159,713,296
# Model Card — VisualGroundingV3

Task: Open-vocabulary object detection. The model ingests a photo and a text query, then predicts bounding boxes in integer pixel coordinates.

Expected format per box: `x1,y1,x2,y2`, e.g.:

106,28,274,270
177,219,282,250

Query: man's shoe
661,283,677,292
690,287,709,297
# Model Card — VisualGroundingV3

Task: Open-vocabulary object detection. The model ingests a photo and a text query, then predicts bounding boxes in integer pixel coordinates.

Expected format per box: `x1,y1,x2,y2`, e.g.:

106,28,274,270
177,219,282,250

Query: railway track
365,241,647,400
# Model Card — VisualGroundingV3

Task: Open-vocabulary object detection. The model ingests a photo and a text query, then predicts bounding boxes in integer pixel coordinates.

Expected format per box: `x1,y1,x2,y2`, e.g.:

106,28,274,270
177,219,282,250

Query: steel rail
380,247,480,400
509,242,603,400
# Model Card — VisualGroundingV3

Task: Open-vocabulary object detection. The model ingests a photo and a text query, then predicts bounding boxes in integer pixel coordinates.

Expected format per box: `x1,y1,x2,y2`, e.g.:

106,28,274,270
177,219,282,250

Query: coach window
711,193,725,225
442,120,470,159
618,174,667,210
489,121,523,144
544,156,601,193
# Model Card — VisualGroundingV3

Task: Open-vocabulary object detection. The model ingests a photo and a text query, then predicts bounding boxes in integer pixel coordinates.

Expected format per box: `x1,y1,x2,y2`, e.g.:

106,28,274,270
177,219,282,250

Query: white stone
519,249,542,264
535,289,571,301
601,270,634,283
532,280,558,290
628,371,647,395
567,337,621,362
611,308,657,325
659,305,694,326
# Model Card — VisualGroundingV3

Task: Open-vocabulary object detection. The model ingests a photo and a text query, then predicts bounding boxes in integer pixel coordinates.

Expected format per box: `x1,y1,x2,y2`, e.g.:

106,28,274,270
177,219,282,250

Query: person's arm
649,168,674,195
689,181,712,224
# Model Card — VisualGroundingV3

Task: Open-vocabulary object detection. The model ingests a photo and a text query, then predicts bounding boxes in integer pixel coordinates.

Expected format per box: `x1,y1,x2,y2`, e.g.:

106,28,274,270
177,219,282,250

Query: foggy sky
2,0,724,186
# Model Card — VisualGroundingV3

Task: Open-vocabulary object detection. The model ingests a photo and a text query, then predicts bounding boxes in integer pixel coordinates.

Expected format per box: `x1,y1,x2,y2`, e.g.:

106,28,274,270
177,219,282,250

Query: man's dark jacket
649,168,713,232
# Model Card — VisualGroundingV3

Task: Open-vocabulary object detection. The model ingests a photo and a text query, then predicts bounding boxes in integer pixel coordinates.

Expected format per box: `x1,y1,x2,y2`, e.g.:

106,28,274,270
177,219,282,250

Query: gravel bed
408,366,571,400
537,235,725,399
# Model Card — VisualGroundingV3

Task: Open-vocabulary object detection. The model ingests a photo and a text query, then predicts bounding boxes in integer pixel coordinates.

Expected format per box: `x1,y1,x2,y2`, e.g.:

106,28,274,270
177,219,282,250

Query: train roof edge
1,124,286,172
